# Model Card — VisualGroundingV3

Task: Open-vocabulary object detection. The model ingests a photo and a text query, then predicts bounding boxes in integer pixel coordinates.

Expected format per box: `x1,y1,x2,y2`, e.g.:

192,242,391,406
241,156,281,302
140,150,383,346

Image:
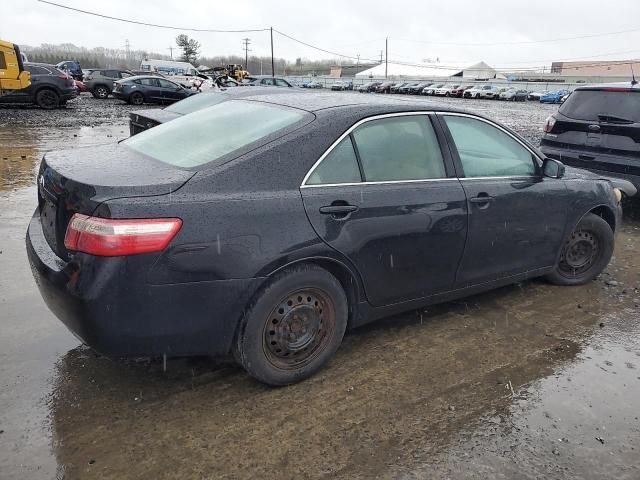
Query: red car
74,80,87,93
450,85,473,98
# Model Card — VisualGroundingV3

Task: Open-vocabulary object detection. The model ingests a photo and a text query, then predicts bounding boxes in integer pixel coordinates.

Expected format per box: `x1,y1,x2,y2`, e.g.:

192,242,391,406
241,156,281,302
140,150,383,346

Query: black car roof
232,91,471,114
573,81,640,91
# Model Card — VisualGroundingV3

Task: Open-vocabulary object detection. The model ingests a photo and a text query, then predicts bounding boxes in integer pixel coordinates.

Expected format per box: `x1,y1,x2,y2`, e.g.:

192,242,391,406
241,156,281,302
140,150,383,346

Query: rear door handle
469,195,494,204
319,205,359,215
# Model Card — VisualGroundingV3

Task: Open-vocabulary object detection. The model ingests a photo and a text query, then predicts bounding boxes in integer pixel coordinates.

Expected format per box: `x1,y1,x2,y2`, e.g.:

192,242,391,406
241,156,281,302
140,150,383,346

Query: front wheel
234,264,348,386
545,213,614,286
93,85,110,99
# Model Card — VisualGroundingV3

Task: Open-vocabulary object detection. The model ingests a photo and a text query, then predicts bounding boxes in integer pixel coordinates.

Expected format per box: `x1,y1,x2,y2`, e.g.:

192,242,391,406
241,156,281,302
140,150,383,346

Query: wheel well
589,206,616,232
35,86,60,96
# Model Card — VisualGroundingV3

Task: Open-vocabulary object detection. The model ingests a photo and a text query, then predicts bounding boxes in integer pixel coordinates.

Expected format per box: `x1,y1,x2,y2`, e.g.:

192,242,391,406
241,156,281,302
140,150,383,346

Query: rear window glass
560,90,640,123
123,101,307,168
164,92,228,114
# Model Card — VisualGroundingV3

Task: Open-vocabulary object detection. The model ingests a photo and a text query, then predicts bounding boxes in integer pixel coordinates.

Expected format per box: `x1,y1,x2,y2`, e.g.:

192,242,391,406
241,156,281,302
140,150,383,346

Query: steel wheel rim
559,229,599,277
262,288,336,370
96,87,108,98
39,91,57,108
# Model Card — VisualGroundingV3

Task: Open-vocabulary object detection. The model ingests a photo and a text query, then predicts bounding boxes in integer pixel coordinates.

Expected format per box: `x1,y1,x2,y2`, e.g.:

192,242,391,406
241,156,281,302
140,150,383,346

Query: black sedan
112,75,197,105
27,93,631,386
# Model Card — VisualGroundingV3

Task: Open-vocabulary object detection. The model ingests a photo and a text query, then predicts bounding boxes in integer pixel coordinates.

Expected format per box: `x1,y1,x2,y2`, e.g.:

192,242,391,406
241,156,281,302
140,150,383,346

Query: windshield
124,101,308,168
164,92,229,115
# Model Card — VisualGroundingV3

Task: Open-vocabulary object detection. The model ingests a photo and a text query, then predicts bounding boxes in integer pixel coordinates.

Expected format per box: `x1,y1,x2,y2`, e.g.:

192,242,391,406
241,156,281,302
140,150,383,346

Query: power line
37,0,270,32
394,26,640,47
273,28,380,63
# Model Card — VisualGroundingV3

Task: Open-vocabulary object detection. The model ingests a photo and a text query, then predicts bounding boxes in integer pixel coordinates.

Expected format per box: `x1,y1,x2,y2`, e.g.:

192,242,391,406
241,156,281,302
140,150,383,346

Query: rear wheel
545,213,614,286
93,85,110,99
234,264,348,386
129,92,144,105
35,89,59,109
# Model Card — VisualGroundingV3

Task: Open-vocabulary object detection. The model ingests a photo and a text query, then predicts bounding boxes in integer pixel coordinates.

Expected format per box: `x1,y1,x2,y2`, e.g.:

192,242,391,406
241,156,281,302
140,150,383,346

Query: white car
423,83,444,95
434,84,460,96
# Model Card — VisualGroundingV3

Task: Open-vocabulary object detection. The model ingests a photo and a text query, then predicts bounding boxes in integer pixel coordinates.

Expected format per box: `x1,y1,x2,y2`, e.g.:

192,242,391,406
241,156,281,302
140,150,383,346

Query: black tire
234,264,348,386
129,92,144,105
35,89,59,109
93,85,110,99
545,213,614,286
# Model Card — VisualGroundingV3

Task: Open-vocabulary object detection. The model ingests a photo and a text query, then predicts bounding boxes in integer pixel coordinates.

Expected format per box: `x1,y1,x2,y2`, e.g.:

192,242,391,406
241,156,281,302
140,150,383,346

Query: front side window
306,136,361,185
352,116,446,182
443,115,537,178
158,79,179,89
136,78,159,87
124,100,307,168
275,79,290,87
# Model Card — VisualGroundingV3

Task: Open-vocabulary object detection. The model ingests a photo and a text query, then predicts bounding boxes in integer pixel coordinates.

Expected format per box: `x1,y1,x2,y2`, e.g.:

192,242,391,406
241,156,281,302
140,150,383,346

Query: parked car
27,93,631,386
112,75,197,105
408,82,431,95
450,85,474,98
306,81,323,89
540,90,570,104
358,81,381,93
375,81,396,93
477,85,500,99
0,62,77,109
55,60,83,81
398,82,418,94
247,75,294,87
84,69,135,99
540,83,640,191
464,85,485,98
493,87,511,99
129,86,296,135
74,80,87,93
423,83,444,95
528,90,548,101
499,88,528,101
331,80,352,91
390,82,409,93
434,84,459,96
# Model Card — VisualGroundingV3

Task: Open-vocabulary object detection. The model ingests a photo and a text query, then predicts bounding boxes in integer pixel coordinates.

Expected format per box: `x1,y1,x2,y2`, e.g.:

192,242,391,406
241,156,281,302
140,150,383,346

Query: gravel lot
1,92,639,480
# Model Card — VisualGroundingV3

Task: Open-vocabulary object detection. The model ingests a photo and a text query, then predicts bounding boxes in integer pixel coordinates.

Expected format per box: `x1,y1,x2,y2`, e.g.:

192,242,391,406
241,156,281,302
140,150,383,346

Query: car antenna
632,64,638,86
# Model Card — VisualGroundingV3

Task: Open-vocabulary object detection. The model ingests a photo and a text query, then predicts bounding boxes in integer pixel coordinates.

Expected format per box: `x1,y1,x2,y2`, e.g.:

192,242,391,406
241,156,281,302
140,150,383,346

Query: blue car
540,90,570,104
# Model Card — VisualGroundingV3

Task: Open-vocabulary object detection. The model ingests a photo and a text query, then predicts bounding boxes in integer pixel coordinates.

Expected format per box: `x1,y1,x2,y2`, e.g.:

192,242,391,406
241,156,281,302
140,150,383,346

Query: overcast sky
3,0,640,68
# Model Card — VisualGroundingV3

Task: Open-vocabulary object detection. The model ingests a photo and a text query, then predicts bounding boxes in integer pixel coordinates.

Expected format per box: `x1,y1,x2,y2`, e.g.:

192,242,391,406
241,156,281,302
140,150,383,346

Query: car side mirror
543,158,565,179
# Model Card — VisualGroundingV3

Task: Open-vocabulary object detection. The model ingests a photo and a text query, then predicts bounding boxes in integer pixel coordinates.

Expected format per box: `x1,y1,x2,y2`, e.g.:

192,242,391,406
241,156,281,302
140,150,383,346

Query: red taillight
64,214,182,257
543,115,557,133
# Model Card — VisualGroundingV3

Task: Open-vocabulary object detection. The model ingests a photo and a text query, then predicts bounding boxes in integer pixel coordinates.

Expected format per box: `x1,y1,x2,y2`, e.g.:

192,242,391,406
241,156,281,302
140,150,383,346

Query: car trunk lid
37,143,195,259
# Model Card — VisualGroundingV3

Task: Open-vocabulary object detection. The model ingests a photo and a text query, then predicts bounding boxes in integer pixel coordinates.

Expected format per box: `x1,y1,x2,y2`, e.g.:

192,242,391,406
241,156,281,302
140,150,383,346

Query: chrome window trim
300,111,544,189
300,111,440,188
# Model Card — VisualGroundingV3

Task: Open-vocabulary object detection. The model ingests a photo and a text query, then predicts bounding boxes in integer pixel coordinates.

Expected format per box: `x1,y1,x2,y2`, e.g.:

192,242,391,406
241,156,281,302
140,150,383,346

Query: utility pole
242,38,251,69
125,39,130,61
385,37,388,79
168,46,174,60
357,54,360,66
270,27,275,78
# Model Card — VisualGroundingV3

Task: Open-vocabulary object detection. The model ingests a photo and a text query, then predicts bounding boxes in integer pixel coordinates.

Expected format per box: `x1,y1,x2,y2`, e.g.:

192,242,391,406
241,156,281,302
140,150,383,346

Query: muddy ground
1,93,639,480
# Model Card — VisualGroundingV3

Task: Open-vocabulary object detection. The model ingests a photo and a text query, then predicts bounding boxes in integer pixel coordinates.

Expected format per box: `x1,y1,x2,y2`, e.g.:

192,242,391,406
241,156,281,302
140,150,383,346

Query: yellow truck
0,40,31,96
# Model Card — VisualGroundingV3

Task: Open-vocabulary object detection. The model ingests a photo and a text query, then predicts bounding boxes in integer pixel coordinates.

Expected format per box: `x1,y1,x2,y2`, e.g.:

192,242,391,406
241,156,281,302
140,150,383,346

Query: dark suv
0,63,77,109
84,69,135,98
540,83,640,189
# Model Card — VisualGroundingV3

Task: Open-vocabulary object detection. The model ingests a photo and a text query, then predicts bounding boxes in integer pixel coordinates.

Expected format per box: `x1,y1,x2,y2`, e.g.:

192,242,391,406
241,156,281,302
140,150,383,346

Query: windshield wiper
597,114,634,124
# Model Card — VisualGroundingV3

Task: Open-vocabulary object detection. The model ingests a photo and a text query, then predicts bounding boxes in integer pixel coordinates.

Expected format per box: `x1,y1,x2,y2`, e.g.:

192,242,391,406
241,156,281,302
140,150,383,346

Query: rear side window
443,115,536,177
123,101,307,168
352,116,446,182
560,90,640,123
306,137,361,185
0,52,6,70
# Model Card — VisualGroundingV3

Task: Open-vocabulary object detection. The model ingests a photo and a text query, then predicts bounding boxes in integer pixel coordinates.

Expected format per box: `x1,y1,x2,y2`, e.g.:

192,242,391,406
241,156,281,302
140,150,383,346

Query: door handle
319,205,359,215
469,195,494,204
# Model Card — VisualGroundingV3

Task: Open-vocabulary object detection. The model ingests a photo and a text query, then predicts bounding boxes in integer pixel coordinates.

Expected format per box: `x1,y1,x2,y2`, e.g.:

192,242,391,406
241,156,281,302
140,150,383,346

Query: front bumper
26,209,265,357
